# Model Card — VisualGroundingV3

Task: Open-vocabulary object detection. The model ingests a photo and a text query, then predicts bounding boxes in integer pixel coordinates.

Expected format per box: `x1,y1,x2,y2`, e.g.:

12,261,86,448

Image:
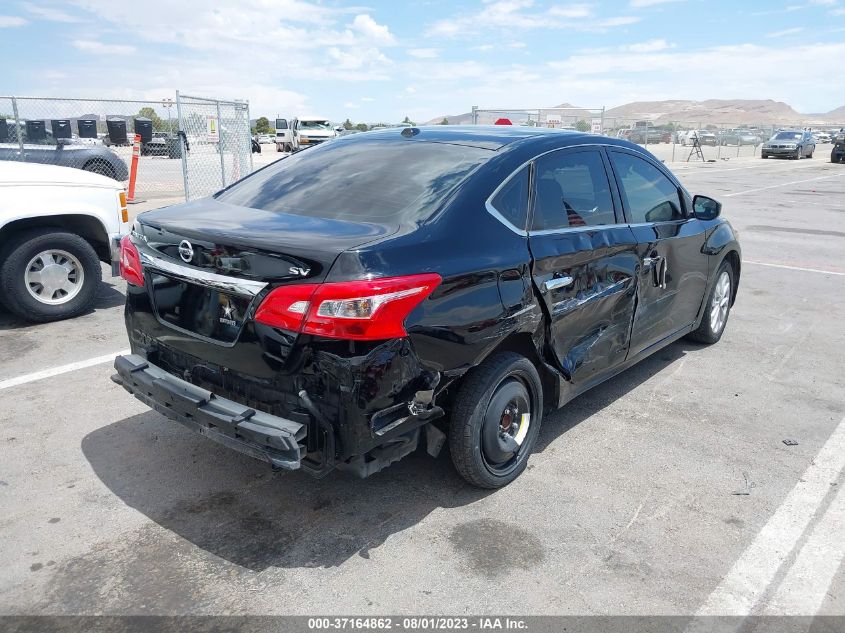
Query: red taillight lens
119,235,144,287
255,273,441,341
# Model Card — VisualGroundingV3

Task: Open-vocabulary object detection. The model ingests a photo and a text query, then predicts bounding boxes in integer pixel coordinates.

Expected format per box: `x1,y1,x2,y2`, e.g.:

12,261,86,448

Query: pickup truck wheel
0,229,102,322
83,159,116,179
449,352,543,488
687,260,734,345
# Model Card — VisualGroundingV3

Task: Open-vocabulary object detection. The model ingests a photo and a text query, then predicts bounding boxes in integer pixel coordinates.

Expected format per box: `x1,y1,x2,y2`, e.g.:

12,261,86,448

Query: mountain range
425,100,845,127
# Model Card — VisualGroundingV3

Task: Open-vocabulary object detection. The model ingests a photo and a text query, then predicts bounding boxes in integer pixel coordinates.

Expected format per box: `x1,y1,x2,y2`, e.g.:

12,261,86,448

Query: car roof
344,125,603,150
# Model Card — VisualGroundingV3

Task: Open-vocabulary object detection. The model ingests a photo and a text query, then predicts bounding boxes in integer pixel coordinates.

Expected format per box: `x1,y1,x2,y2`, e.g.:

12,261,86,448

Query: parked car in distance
1,121,129,180
832,131,845,163
813,132,831,144
677,130,700,146
717,129,759,146
696,130,718,146
141,132,182,159
256,134,273,144
761,130,815,159
625,128,670,144
0,162,130,321
113,125,741,488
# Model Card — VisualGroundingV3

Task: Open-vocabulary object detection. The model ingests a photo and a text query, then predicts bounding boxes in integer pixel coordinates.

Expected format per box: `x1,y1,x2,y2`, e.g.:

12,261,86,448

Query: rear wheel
0,229,102,322
449,352,543,488
687,260,734,345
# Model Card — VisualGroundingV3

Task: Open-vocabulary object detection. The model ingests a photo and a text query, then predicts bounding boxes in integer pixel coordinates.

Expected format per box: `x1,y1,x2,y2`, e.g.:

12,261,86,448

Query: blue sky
2,0,844,122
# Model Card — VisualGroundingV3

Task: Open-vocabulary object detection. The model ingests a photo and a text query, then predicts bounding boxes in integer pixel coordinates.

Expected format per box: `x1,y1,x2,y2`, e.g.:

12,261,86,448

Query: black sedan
113,126,740,488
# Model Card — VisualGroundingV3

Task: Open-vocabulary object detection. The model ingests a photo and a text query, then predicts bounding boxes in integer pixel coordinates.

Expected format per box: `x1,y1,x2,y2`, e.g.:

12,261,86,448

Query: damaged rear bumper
112,354,307,470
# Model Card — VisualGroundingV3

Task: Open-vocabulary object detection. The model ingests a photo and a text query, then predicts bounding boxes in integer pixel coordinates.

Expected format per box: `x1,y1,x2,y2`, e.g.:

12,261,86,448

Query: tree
254,116,272,134
574,119,590,132
403,116,415,125
343,118,354,130
355,122,369,132
137,107,166,132
440,118,449,125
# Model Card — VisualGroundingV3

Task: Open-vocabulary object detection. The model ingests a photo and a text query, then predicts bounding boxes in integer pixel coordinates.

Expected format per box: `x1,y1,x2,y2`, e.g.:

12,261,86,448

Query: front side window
610,152,683,224
531,149,616,231
490,166,529,231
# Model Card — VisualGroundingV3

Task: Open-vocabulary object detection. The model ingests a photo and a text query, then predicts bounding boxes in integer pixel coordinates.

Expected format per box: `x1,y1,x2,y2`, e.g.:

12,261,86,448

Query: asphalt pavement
1,151,844,618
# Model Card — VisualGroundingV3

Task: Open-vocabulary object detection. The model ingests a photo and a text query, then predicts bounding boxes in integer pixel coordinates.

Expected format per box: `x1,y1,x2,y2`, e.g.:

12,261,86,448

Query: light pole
162,98,174,135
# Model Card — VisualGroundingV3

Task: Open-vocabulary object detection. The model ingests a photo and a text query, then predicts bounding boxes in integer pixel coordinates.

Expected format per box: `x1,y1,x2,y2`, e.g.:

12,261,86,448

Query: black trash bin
107,118,128,146
25,120,46,143
77,118,97,139
134,118,152,155
0,119,8,143
51,119,72,140
165,136,183,159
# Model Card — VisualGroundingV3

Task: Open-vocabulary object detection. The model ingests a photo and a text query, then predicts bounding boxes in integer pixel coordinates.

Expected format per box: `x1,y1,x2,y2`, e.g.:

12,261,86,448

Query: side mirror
692,195,721,221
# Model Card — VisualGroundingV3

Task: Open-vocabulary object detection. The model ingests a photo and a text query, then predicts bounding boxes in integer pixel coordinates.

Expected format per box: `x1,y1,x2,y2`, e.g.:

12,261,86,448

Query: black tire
0,229,102,322
448,352,543,488
687,260,734,345
83,159,116,179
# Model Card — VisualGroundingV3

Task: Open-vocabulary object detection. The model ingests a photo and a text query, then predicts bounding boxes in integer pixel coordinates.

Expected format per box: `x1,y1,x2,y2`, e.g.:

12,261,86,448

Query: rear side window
490,166,529,231
610,152,683,224
531,149,616,231
216,139,491,223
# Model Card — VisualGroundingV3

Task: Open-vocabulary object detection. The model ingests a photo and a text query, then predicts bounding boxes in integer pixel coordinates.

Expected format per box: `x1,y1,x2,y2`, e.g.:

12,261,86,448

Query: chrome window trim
484,141,667,238
140,252,268,297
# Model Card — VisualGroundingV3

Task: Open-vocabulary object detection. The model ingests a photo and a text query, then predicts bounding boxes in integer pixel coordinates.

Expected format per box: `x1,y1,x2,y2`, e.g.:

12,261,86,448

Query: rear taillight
119,235,144,287
254,273,441,341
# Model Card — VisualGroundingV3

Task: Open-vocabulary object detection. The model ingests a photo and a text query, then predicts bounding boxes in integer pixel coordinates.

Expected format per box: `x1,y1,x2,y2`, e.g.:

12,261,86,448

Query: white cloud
831,7,845,13
407,48,439,58
767,27,805,37
22,2,81,22
627,38,673,52
599,16,641,27
809,0,836,5
427,2,644,36
0,15,27,26
361,97,375,102
72,39,136,54
343,101,359,108
349,14,396,46
630,0,685,7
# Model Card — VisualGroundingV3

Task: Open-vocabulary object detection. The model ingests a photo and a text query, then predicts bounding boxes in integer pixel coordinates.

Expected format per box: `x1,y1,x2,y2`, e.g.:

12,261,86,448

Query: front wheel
449,352,543,488
0,229,102,322
687,261,734,344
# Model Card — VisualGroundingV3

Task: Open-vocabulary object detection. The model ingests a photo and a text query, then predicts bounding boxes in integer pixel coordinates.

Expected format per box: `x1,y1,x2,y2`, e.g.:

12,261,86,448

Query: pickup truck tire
83,159,116,179
0,228,102,322
448,352,543,488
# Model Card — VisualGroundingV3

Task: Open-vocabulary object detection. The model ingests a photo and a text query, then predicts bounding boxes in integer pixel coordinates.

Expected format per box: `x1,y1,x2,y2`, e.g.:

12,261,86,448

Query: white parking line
723,172,845,197
744,261,845,277
763,480,845,615
695,415,845,616
0,350,129,392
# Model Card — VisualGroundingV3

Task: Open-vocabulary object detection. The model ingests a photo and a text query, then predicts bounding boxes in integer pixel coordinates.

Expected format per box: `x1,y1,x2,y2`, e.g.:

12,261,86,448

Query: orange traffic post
127,133,142,203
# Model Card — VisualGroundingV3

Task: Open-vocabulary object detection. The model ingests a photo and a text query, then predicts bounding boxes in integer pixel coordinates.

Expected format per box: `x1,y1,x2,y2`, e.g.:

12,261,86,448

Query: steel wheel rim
709,271,731,334
480,377,533,477
25,249,85,305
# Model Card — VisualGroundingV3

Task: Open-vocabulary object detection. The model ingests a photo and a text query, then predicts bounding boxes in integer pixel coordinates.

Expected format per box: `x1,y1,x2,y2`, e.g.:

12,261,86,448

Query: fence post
175,90,190,201
471,105,478,125
216,99,226,189
245,100,253,173
11,97,25,161
600,107,605,136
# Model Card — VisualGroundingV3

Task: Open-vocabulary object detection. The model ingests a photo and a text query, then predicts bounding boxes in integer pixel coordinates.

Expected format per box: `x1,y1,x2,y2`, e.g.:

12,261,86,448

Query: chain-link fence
468,105,845,163
0,93,253,202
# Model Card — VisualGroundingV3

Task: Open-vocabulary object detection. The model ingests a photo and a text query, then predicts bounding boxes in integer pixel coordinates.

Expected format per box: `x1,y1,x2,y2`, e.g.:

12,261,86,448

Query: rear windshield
216,138,491,222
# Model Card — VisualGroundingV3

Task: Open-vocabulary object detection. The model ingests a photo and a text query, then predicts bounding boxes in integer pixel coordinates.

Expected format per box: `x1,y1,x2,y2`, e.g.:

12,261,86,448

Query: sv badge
289,266,311,277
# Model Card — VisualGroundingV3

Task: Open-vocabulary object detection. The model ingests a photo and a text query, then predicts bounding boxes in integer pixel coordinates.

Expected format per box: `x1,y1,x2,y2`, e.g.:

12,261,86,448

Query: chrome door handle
642,256,660,268
544,276,574,291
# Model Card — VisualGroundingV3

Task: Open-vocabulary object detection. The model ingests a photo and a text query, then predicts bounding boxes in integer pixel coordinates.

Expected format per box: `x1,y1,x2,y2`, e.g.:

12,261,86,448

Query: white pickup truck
275,116,337,152
0,161,130,322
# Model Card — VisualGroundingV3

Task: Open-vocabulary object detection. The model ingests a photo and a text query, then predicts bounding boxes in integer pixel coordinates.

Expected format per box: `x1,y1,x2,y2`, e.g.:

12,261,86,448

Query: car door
607,148,708,358
527,146,640,389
